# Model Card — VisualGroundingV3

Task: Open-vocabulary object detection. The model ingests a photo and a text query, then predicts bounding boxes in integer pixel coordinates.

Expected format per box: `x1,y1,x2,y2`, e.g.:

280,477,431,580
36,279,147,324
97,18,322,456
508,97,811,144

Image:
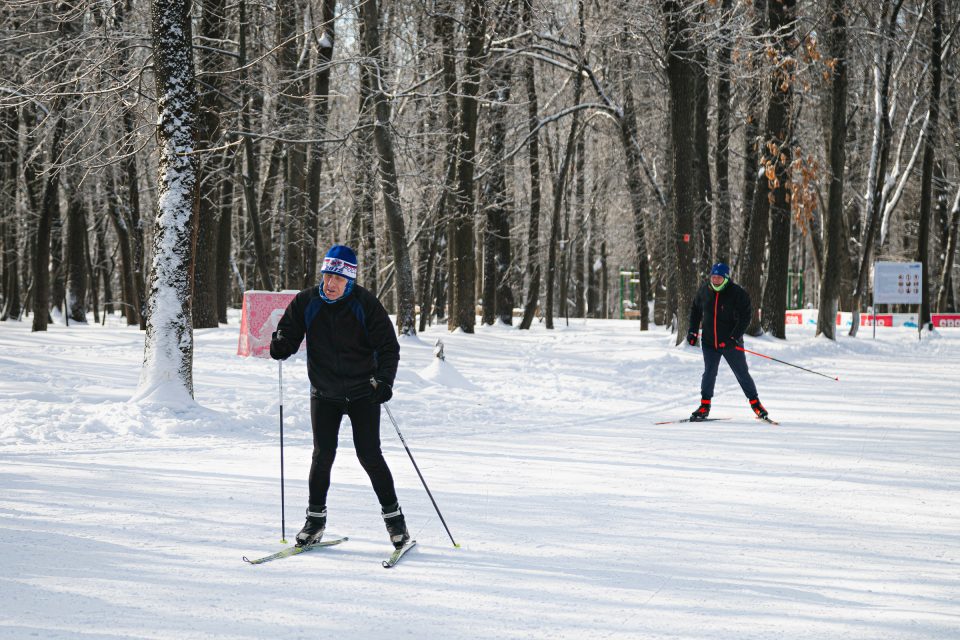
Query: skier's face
710,275,726,288
323,273,349,300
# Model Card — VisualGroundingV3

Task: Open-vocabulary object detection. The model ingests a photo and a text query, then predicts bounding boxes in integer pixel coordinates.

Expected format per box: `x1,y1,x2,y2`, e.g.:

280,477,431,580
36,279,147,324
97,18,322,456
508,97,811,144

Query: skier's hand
269,330,295,360
725,335,743,349
370,377,393,404
686,331,698,346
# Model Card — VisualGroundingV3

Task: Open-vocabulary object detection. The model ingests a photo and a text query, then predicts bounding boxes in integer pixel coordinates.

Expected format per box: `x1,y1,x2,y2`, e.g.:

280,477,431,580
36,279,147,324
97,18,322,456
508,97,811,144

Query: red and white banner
782,309,926,328
932,314,960,328
237,290,300,358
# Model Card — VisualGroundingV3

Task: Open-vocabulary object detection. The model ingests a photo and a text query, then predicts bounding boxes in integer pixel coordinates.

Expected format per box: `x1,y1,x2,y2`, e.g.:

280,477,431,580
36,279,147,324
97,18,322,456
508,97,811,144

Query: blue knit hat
709,262,730,278
321,245,358,280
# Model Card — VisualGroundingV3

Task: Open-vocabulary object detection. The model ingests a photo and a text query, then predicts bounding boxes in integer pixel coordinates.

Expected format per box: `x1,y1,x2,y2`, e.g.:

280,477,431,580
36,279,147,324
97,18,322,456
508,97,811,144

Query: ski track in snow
1,313,959,639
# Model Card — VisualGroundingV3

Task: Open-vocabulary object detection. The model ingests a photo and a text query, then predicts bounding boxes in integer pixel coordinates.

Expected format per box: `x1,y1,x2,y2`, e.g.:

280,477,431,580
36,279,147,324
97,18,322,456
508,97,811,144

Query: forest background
1,0,959,398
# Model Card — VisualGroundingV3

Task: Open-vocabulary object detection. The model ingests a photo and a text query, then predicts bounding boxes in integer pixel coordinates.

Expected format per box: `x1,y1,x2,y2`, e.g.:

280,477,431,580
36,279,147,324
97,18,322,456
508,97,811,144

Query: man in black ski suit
686,262,770,421
269,244,410,549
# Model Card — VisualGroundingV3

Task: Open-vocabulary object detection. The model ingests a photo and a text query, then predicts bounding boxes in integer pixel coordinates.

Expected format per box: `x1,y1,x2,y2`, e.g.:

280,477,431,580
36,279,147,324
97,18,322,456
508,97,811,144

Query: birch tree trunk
135,0,199,403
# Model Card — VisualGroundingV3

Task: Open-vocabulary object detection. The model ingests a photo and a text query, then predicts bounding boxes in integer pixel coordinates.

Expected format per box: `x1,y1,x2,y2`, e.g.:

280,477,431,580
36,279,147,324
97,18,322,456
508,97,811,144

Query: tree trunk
573,130,586,318
518,4,544,329
32,110,66,332
136,0,199,402
64,176,88,323
917,0,943,332
817,0,848,340
305,0,338,286
107,169,141,326
449,0,486,334
238,0,274,291
663,3,700,340
358,0,417,335
193,0,230,328
276,0,309,289
215,150,235,323
758,0,797,340
693,25,712,276
92,213,112,317
735,0,765,272
714,0,733,264
849,0,904,336
481,0,518,326
545,61,584,330
0,104,19,321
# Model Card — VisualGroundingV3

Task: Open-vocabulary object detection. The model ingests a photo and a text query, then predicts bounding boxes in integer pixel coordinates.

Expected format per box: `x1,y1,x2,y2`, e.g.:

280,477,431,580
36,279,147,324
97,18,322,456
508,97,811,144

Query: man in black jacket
269,244,410,549
686,262,770,421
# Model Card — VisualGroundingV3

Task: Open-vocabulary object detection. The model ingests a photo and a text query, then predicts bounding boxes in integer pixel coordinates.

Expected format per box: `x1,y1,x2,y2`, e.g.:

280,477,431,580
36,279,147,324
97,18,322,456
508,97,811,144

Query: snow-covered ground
1,313,958,639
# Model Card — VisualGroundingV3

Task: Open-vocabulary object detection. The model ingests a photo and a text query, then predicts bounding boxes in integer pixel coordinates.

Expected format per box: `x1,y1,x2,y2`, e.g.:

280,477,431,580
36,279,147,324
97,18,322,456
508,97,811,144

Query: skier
269,244,410,550
686,262,770,421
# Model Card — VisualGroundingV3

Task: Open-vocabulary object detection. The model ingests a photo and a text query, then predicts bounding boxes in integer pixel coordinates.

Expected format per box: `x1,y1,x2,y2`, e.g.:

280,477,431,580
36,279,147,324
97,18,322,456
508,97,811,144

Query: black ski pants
308,395,398,509
700,345,758,401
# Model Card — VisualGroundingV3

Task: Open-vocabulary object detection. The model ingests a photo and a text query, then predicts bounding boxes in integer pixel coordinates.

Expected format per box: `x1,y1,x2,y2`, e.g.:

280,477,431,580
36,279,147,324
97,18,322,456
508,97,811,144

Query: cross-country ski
382,539,417,568
243,536,349,565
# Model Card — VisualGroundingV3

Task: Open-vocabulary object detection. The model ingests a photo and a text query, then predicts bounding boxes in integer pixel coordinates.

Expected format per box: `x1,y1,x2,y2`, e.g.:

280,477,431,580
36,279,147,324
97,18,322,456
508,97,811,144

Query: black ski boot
690,399,711,421
749,398,769,419
295,505,326,547
381,502,410,550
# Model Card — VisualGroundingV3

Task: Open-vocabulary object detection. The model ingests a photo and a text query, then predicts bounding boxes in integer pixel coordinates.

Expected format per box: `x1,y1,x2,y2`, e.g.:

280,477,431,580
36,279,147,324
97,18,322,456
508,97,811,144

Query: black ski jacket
275,284,400,402
688,280,752,350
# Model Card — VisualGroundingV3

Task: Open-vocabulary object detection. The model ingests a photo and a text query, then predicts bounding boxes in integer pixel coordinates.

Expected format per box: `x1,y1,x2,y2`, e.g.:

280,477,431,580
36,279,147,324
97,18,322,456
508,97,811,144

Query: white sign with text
873,261,922,305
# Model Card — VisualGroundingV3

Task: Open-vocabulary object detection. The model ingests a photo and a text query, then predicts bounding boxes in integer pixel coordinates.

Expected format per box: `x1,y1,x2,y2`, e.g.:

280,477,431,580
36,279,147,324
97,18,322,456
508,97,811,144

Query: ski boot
381,502,410,550
749,398,769,420
690,399,711,421
295,505,326,547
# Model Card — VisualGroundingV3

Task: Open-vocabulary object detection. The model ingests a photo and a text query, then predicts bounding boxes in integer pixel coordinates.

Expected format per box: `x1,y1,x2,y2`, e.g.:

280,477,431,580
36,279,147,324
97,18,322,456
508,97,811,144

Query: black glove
269,330,295,361
726,335,744,349
369,377,393,404
686,331,698,346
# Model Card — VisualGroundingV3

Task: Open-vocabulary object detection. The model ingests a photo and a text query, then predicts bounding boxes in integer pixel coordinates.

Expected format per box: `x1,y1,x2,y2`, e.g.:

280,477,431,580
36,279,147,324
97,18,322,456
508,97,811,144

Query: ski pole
278,360,287,543
376,381,459,548
736,345,839,381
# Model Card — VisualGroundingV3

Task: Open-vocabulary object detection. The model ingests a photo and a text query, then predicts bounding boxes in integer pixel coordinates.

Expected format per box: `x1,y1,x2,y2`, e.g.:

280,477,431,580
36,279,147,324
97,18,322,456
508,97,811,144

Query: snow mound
419,356,479,391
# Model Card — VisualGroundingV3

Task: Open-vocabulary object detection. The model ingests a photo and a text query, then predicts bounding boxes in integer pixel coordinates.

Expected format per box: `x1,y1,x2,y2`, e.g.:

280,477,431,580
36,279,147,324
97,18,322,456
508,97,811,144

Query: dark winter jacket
275,284,400,402
688,279,752,350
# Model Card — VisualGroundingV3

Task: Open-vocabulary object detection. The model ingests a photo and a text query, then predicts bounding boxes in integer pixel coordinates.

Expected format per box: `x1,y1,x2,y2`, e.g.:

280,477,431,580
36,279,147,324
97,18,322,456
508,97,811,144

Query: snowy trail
1,317,958,639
